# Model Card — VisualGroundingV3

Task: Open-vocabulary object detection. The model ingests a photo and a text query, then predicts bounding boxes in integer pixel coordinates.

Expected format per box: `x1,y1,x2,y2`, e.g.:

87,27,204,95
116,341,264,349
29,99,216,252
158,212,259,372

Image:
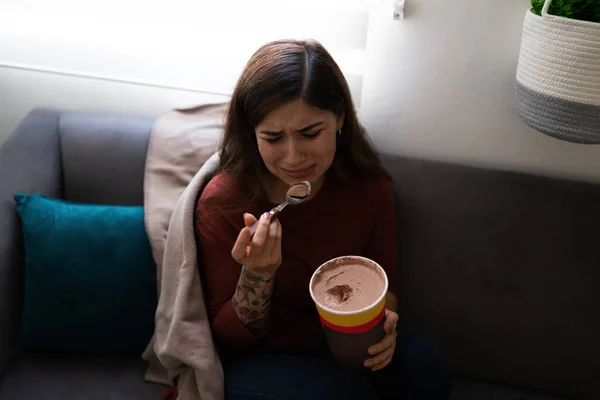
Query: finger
383,310,399,333
271,219,282,261
365,345,395,370
248,212,271,257
262,217,279,262
368,332,396,355
231,227,252,263
370,351,394,372
241,213,258,259
243,213,258,228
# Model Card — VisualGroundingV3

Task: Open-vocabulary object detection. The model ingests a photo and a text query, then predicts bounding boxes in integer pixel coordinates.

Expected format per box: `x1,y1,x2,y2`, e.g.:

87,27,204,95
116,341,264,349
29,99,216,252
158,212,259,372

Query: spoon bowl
249,181,311,235
286,181,311,204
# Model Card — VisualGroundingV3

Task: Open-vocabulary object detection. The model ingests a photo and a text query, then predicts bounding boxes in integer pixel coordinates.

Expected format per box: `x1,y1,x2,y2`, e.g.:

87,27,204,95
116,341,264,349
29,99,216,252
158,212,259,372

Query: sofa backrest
380,154,600,398
58,111,153,206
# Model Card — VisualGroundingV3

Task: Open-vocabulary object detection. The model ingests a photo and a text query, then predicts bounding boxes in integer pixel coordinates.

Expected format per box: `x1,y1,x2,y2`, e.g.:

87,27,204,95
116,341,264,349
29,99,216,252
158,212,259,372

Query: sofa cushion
59,111,153,206
0,355,162,400
14,194,157,355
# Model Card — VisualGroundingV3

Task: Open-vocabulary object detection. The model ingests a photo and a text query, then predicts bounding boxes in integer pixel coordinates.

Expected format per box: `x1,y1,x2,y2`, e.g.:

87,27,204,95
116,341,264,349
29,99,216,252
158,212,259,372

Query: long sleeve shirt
194,171,399,357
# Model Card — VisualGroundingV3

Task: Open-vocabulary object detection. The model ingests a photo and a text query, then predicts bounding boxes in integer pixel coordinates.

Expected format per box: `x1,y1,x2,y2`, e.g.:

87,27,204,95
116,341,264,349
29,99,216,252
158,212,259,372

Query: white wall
2,0,600,183
360,0,600,183
0,67,230,139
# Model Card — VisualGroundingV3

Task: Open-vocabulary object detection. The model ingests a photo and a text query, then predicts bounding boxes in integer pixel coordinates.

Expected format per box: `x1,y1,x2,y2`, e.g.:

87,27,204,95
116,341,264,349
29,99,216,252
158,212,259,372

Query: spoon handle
248,201,288,236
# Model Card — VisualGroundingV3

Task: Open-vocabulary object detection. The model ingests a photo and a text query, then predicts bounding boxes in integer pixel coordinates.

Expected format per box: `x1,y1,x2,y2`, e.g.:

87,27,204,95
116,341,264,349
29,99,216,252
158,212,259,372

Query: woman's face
255,98,343,188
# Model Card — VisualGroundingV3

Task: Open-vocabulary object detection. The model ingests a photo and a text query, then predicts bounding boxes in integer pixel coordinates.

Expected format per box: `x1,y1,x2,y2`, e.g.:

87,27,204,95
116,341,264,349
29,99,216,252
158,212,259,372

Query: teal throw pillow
14,194,157,354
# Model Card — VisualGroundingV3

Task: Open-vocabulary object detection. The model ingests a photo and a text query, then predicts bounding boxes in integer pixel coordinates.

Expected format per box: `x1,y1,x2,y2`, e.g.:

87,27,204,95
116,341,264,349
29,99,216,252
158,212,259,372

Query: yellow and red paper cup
309,256,388,369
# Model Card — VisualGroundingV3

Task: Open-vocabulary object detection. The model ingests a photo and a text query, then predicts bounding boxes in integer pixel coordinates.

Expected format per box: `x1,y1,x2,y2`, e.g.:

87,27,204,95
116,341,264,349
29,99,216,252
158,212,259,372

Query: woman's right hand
231,212,282,279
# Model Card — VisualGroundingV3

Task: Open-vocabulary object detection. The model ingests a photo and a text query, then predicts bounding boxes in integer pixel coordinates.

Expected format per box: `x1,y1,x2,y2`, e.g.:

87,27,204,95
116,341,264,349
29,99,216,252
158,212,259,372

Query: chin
279,166,322,184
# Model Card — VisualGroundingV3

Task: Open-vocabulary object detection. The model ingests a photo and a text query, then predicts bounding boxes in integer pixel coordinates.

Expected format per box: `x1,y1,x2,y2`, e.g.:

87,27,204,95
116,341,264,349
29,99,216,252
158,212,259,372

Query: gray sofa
1,109,598,400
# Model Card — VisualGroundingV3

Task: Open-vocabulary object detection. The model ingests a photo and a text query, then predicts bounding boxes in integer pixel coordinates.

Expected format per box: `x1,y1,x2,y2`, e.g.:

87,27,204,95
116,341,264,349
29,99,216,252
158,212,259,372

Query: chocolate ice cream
311,259,386,312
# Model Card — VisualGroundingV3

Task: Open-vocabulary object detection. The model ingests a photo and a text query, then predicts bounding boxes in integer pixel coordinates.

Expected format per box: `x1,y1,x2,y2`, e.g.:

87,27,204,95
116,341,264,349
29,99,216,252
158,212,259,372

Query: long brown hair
217,39,389,196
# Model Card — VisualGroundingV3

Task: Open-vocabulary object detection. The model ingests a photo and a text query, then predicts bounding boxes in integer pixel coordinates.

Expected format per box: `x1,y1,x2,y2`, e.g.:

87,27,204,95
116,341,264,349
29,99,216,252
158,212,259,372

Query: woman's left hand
364,309,399,371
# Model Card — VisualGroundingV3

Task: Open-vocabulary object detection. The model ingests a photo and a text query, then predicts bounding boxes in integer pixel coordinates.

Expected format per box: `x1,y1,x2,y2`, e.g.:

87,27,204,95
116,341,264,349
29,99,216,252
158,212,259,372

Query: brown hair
216,39,389,197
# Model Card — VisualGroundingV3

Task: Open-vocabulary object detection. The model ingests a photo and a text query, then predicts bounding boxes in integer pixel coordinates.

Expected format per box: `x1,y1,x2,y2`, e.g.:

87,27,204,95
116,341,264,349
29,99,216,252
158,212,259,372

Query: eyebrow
259,121,324,135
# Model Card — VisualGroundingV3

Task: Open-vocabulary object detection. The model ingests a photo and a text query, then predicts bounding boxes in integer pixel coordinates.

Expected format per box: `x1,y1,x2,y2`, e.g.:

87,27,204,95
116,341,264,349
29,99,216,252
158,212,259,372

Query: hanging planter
515,0,600,144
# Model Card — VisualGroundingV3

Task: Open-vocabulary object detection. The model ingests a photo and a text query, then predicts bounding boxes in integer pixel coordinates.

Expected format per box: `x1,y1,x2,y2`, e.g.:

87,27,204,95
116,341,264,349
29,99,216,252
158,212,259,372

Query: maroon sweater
195,171,398,357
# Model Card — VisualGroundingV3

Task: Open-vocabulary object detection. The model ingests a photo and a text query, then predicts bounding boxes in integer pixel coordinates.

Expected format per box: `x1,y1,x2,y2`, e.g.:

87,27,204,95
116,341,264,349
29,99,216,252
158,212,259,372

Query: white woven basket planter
515,0,600,144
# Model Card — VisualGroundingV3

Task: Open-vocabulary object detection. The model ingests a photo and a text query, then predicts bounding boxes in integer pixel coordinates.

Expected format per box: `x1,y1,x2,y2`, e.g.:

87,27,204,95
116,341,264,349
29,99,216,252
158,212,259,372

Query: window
1,0,372,105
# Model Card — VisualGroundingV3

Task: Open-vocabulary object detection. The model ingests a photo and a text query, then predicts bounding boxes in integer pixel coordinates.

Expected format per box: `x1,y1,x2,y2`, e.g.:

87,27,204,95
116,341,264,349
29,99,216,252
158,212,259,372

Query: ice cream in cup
309,255,388,369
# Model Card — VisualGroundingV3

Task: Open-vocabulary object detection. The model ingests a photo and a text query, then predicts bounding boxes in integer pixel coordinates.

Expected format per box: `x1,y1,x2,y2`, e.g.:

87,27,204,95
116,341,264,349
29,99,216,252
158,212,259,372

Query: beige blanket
141,103,227,400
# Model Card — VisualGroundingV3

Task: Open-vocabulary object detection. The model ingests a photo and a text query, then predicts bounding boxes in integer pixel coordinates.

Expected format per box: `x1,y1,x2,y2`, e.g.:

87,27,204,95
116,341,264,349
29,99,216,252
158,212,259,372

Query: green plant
531,0,600,23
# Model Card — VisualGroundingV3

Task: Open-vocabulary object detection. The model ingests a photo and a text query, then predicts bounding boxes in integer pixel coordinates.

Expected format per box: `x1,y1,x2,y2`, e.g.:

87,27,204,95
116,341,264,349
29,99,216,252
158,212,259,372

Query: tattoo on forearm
232,266,274,336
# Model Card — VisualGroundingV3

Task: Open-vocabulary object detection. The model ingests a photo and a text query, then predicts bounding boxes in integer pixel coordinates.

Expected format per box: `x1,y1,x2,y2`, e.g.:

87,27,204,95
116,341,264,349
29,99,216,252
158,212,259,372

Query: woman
195,39,452,399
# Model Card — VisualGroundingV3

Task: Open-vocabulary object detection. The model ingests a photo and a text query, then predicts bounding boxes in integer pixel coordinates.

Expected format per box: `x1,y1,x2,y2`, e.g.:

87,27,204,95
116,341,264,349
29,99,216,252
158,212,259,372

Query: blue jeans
223,333,452,400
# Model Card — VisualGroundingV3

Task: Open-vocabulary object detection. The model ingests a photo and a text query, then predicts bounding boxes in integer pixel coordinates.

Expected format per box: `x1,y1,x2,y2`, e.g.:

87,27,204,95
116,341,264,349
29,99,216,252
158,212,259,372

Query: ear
336,112,345,131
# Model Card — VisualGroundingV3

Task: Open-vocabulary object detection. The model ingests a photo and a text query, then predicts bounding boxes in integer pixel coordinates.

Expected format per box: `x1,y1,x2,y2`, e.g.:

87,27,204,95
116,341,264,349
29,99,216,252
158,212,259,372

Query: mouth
281,164,316,179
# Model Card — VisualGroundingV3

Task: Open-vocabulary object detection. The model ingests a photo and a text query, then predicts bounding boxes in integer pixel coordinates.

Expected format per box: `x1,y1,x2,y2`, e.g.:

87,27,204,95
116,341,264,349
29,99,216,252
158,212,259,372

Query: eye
302,130,322,140
264,136,282,144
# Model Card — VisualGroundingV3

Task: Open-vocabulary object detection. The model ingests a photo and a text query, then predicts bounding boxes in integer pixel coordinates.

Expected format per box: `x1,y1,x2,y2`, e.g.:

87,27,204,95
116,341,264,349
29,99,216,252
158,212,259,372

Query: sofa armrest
0,109,63,378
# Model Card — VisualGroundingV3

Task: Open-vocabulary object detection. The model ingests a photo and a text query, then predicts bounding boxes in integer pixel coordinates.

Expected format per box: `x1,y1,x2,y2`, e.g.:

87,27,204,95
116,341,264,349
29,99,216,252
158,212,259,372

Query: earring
337,129,342,137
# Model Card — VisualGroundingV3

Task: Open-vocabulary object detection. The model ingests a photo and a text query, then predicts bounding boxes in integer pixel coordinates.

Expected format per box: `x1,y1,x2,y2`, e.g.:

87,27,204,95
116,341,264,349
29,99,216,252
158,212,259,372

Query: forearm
231,266,275,336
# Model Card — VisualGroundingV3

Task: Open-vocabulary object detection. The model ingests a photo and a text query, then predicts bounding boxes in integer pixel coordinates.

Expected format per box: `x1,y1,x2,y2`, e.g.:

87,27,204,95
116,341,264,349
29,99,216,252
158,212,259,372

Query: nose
283,138,306,166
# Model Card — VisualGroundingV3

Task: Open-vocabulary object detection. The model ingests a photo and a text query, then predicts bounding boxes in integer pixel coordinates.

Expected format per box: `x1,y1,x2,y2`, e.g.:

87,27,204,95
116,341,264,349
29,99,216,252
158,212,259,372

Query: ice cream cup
309,255,388,369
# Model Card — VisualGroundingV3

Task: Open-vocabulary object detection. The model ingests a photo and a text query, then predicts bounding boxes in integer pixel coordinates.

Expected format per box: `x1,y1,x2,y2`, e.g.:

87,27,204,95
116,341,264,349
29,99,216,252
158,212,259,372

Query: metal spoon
249,181,311,235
